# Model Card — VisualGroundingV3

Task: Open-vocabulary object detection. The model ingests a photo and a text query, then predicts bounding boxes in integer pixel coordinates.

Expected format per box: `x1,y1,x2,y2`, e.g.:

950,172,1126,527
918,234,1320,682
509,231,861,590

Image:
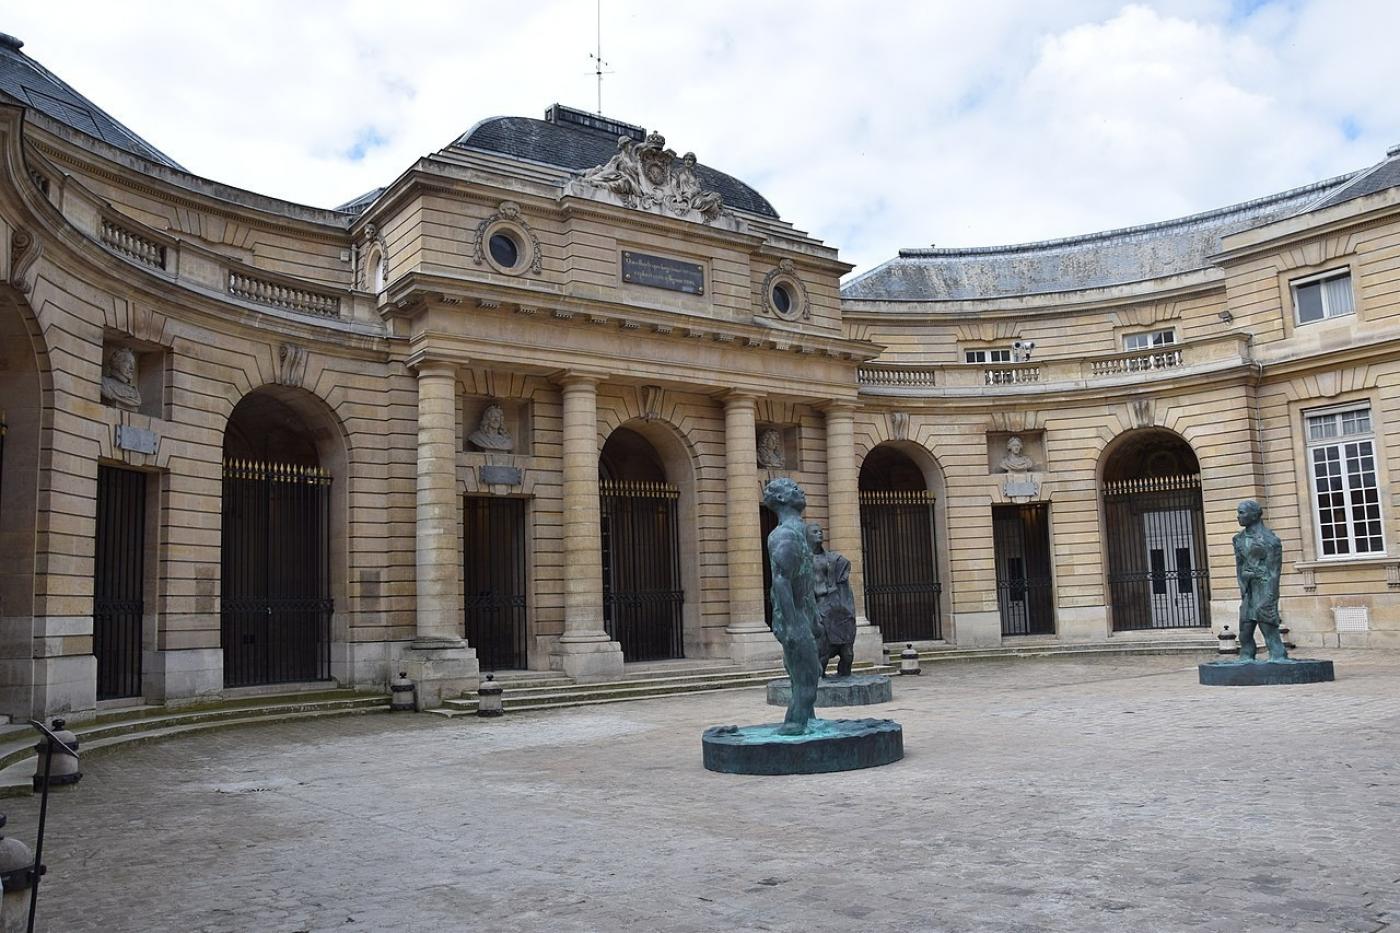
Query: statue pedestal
766,673,892,708
1198,658,1334,686
701,718,903,775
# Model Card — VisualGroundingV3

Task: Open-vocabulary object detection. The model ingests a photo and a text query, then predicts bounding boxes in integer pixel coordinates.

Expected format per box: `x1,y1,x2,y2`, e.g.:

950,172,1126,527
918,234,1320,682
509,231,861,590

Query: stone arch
597,415,703,660
221,382,351,686
0,288,54,717
1097,427,1211,633
855,440,951,644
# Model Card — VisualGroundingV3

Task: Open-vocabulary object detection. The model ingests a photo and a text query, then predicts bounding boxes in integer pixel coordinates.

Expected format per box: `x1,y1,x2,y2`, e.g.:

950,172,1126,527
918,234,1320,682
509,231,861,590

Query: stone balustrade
859,333,1250,396
100,216,167,269
228,270,342,318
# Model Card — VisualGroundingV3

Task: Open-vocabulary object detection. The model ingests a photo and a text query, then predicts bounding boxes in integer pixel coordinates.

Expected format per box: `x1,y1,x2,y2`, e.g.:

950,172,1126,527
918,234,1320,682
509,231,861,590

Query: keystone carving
277,343,308,388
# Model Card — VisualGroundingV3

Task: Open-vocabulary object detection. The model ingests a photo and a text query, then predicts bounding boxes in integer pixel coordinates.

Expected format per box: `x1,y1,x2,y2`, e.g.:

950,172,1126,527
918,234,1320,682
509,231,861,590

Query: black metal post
26,738,53,933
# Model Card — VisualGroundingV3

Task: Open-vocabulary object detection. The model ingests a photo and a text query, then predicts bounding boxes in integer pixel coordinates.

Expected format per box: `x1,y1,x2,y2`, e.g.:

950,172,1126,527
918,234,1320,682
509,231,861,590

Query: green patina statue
1234,499,1289,662
763,478,823,735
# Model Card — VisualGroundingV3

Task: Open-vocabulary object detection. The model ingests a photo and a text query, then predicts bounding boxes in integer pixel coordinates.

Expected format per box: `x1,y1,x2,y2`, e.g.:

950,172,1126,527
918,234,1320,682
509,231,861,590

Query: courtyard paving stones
6,651,1399,932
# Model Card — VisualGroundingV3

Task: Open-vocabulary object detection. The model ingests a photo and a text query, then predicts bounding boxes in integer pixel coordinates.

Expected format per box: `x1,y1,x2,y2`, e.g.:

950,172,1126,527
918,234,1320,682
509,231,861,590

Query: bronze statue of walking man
764,478,822,735
807,523,857,678
1234,499,1289,661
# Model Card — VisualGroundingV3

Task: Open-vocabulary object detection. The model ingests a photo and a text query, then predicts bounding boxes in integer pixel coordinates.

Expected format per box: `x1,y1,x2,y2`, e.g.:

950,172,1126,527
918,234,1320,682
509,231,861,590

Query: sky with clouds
6,1,1396,276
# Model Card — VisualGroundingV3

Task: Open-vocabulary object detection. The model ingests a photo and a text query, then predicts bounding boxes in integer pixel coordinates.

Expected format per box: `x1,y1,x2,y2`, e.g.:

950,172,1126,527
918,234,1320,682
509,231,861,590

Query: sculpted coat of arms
568,132,729,224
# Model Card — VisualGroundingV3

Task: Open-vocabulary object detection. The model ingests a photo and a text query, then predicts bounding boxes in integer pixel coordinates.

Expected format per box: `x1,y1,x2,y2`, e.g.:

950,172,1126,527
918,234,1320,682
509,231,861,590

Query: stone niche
986,430,1045,474
756,424,800,472
100,337,164,419
463,396,530,455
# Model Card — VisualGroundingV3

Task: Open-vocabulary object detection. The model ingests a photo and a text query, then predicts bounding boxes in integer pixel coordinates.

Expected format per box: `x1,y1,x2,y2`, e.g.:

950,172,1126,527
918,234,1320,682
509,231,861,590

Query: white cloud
6,1,1396,276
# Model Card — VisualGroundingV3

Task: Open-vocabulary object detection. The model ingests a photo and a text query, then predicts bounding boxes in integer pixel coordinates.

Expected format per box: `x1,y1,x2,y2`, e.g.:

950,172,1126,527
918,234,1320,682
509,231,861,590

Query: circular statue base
701,718,903,775
766,673,892,707
1198,658,1334,686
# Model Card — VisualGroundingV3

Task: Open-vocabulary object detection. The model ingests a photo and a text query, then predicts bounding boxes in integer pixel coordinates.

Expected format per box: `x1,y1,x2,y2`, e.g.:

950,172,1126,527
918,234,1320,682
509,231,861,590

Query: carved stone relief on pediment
565,132,742,230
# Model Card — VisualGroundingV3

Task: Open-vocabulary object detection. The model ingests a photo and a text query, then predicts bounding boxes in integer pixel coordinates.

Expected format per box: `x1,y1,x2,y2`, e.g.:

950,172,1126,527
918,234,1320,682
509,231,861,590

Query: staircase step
427,681,775,717
0,693,390,794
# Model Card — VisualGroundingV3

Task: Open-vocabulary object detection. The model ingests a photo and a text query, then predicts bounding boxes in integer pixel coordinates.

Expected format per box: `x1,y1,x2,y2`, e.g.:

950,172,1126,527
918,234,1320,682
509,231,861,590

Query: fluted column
414,361,463,640
404,359,476,708
825,402,882,662
554,374,623,680
724,394,781,666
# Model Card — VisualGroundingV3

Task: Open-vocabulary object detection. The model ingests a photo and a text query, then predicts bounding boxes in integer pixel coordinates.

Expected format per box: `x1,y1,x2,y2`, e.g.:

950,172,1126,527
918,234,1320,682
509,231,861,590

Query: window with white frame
1292,268,1355,325
965,347,1013,364
1306,404,1385,557
1122,329,1176,351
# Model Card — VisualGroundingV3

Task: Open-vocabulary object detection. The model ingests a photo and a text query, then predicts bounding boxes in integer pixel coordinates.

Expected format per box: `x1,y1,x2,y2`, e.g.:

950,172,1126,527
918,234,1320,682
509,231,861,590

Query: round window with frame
479,218,536,276
766,273,806,321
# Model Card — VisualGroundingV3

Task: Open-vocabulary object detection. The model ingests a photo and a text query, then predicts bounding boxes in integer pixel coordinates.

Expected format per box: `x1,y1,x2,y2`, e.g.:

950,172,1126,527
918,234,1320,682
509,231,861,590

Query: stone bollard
899,644,921,676
1216,626,1239,656
477,673,504,717
390,671,416,712
0,815,36,933
32,720,80,791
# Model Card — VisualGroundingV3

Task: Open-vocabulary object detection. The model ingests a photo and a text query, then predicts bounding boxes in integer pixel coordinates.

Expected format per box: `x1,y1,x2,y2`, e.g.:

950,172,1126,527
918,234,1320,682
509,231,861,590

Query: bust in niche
757,429,786,469
469,402,514,452
999,435,1035,473
100,346,142,411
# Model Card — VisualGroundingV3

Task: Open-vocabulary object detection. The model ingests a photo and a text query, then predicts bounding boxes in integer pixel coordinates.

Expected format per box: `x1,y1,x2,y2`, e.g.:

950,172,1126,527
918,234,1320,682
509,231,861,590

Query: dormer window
1292,268,1354,324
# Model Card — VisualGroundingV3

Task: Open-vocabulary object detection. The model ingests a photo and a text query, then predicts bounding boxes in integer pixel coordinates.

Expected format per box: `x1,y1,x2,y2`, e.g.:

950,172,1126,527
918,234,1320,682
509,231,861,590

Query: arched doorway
858,444,943,641
599,426,685,661
1101,430,1211,631
221,388,339,686
0,294,45,716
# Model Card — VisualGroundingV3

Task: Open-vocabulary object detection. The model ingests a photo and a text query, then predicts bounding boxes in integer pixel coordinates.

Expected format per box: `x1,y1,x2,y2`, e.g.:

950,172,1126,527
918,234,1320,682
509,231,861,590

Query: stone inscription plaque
621,251,704,296
479,465,522,486
115,425,159,455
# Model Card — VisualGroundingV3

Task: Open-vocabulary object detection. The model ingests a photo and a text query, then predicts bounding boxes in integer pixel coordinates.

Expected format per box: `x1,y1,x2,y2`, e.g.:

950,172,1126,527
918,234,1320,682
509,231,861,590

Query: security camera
1012,340,1035,361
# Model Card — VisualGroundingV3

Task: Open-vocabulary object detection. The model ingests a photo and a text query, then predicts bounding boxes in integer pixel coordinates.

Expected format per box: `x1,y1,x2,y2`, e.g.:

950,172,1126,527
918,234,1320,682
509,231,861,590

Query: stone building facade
0,34,1396,719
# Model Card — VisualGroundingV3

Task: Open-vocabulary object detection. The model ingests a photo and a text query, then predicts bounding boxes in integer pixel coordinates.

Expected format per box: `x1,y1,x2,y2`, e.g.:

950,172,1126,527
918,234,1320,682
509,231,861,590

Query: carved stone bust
999,435,1035,473
100,346,142,411
757,429,786,469
468,402,514,452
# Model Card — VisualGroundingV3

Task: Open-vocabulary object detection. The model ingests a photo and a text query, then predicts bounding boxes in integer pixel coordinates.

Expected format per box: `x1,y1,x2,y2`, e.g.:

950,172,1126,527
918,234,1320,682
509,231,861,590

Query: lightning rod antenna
588,0,611,115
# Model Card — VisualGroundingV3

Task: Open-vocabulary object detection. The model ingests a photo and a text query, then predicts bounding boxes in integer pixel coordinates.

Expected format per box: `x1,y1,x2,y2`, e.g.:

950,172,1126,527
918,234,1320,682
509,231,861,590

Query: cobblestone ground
7,651,1400,932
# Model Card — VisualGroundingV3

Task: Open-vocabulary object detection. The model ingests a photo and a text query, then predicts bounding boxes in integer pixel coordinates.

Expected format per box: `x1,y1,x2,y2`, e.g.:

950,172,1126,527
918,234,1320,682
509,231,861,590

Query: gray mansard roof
840,161,1400,302
0,32,183,170
454,105,779,219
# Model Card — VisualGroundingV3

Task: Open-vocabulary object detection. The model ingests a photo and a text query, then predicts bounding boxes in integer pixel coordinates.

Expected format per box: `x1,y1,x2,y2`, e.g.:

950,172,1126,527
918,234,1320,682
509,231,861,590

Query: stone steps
890,637,1219,665
430,662,894,716
0,691,389,797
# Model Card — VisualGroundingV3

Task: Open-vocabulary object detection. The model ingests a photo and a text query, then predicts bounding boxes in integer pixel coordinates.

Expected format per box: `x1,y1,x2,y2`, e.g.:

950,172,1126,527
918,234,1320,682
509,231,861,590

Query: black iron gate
94,465,145,700
859,490,942,641
1104,475,1212,631
464,496,528,670
221,460,332,687
993,503,1055,636
760,505,777,628
600,479,684,661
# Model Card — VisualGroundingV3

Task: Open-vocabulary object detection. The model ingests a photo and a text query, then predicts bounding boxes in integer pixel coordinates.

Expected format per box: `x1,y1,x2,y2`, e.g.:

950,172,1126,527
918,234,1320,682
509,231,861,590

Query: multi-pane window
1122,329,1176,351
1292,269,1355,325
1306,405,1384,557
964,348,1013,364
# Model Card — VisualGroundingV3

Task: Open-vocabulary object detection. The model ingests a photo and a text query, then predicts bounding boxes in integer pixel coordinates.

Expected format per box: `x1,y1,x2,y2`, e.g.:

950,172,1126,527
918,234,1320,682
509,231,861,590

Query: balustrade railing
100,218,166,269
1089,347,1183,377
228,271,342,318
857,366,937,388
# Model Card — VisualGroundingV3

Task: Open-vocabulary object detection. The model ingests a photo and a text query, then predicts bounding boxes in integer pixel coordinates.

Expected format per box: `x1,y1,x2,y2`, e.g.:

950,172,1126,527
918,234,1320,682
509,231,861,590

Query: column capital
411,359,458,380
552,369,606,390
720,390,759,410
820,400,859,417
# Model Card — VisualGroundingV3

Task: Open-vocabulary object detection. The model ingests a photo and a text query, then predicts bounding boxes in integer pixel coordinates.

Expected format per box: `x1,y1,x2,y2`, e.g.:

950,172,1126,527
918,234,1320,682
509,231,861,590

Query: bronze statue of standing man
764,478,822,735
807,523,857,678
1234,499,1289,661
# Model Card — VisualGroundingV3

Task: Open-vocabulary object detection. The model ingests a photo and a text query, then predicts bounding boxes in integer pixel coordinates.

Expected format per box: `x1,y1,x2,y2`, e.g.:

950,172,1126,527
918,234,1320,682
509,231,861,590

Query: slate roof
842,175,1372,302
0,32,183,170
454,107,779,218
335,186,385,215
1303,150,1400,213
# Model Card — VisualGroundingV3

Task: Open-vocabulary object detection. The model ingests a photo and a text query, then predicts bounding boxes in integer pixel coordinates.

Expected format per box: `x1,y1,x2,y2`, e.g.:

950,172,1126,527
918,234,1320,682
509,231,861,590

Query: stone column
825,403,883,663
723,394,781,667
402,360,477,708
552,374,624,681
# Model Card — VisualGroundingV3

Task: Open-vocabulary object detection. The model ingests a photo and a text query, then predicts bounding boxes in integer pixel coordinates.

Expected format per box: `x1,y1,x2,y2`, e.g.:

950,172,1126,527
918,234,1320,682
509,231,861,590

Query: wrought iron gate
600,479,684,661
1104,475,1212,631
221,460,332,687
859,490,942,641
94,465,145,700
993,504,1055,636
464,496,528,670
